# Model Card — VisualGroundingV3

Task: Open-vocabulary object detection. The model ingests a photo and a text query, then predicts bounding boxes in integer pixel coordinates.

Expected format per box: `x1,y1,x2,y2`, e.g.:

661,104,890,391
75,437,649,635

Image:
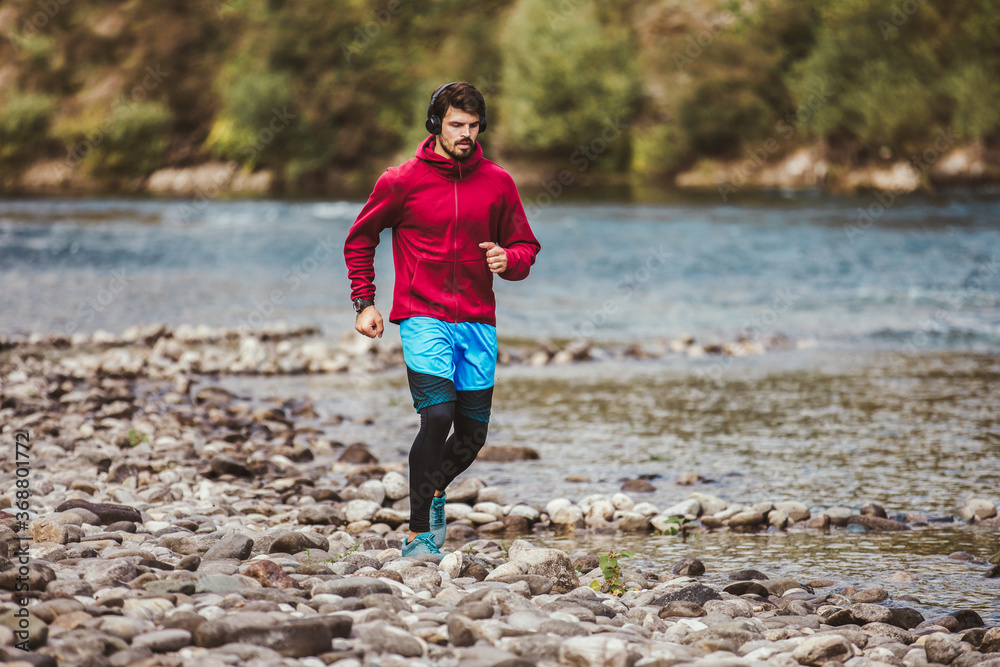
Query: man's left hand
479,241,507,274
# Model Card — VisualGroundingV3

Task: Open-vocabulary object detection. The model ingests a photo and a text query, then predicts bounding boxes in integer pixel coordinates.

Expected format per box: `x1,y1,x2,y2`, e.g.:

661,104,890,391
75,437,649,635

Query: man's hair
431,82,486,122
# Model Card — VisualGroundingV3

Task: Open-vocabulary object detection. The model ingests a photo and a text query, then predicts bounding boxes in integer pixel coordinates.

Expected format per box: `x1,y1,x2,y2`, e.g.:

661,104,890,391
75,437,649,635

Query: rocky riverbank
2,321,1000,665
0,322,806,379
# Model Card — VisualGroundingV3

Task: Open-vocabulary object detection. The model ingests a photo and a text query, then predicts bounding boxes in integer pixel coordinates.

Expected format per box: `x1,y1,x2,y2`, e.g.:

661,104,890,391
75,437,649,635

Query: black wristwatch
353,297,375,314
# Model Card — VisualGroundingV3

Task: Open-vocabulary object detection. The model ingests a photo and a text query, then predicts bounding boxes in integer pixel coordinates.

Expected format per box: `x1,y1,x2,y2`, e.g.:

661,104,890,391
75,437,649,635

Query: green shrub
204,68,297,169
0,93,54,165
83,101,173,176
497,0,640,163
680,80,774,157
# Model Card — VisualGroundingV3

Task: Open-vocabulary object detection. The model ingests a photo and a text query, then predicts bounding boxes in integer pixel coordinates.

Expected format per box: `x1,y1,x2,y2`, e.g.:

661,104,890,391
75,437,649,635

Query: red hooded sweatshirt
344,135,540,327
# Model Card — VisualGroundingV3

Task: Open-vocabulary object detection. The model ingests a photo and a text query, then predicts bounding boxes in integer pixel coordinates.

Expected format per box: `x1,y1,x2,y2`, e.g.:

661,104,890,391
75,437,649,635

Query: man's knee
421,401,455,431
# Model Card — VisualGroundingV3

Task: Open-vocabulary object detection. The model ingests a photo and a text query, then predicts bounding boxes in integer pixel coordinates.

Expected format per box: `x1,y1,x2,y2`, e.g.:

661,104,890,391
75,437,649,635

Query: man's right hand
355,306,384,338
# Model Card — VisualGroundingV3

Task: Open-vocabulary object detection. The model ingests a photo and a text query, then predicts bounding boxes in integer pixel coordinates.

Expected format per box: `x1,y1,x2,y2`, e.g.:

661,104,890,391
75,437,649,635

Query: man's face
437,106,481,161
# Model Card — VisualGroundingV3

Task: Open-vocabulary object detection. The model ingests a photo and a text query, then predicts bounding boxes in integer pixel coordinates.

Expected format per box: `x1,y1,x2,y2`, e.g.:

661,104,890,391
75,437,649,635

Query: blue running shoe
430,492,447,547
402,531,441,557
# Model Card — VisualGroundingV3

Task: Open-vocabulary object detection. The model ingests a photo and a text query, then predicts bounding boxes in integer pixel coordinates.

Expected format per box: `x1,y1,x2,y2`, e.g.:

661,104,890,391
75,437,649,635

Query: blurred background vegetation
1,0,998,195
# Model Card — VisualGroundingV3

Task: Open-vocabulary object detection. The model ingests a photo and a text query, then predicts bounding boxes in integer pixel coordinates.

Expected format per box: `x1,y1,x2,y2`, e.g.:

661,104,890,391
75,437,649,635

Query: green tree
497,0,640,166
0,93,55,165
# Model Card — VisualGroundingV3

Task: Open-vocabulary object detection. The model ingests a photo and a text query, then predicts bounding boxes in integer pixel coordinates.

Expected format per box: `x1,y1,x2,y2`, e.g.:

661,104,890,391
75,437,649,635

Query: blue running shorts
400,316,497,415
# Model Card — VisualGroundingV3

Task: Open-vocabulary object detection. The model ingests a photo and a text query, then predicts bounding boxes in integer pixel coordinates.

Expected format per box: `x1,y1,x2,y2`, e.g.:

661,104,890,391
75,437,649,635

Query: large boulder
506,540,579,593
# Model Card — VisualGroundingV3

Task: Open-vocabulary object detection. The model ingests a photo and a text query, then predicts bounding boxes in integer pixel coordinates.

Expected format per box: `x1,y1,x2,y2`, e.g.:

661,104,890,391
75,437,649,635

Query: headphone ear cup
479,116,487,134
425,115,439,134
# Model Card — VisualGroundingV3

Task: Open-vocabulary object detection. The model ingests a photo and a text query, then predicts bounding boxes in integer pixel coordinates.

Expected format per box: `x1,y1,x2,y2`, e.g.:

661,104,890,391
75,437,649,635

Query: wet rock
449,478,485,504
806,514,832,530
269,530,327,554
730,568,769,581
500,633,564,661
55,499,142,524
380,471,409,500
672,557,705,576
355,620,424,657
860,502,888,518
792,634,855,665
728,510,766,529
196,613,334,657
439,551,462,579
924,633,969,664
338,442,378,463
850,588,889,604
43,578,93,598
723,581,770,597
551,505,584,530
847,515,910,532
960,498,998,522
202,532,254,560
342,499,382,523
491,574,554,596
769,509,790,529
357,479,386,505
447,613,478,647
824,507,854,526
500,515,533,534
373,508,408,528
177,554,201,571
0,561,56,591
761,578,805,596
659,601,706,618
888,608,925,630
506,539,580,593
0,609,48,649
687,492,726,515
862,622,914,644
83,558,138,587
919,611,985,632
477,445,540,462
209,454,253,477
613,511,647,532
456,600,494,620
981,627,1000,653
132,628,192,652
244,560,300,589
846,603,893,625
40,628,116,665
298,504,346,526
661,498,702,519
28,518,68,544
653,583,722,606
313,576,395,598
622,479,656,493
559,636,633,667
776,501,811,522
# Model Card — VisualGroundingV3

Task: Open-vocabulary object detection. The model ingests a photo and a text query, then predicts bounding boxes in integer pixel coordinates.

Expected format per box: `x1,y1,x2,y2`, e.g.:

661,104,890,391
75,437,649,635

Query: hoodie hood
416,134,483,180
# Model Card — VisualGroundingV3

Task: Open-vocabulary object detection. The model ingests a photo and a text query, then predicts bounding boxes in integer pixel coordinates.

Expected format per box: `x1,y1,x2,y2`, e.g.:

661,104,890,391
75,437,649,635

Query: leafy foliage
497,0,640,164
84,102,174,177
1,0,999,189
0,92,54,165
589,549,635,597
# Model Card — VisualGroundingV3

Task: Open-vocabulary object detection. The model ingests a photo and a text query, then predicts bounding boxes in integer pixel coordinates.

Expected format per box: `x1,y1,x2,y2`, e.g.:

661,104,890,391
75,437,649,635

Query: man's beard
442,137,475,161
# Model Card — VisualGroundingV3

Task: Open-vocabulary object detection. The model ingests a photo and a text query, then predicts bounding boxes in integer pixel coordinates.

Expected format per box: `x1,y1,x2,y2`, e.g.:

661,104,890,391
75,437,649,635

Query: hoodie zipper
453,163,460,322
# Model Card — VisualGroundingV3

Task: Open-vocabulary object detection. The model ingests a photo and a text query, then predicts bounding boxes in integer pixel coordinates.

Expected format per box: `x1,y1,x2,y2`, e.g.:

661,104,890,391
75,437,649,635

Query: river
1,194,998,622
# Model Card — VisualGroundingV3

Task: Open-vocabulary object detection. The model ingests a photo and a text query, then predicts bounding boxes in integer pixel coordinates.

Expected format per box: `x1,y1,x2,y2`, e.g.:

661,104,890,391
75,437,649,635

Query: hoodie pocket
410,259,454,319
457,259,495,317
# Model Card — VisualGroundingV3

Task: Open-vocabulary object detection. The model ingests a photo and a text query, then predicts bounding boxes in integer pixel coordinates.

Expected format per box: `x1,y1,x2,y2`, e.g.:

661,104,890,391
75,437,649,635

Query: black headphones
425,82,487,135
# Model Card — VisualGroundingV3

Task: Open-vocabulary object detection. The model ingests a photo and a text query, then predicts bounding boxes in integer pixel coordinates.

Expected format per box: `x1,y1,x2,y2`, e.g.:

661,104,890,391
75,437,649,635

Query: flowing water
1,194,998,621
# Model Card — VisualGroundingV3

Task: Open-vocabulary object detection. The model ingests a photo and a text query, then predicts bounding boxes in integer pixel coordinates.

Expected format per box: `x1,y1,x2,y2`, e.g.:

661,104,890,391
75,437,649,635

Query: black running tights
407,402,490,533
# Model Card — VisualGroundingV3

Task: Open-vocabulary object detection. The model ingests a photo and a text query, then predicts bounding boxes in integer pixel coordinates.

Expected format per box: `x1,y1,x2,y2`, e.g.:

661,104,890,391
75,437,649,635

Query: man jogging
343,82,541,556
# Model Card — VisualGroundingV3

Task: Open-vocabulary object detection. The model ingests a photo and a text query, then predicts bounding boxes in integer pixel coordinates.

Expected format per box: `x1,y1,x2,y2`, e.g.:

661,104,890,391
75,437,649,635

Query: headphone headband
425,81,487,135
